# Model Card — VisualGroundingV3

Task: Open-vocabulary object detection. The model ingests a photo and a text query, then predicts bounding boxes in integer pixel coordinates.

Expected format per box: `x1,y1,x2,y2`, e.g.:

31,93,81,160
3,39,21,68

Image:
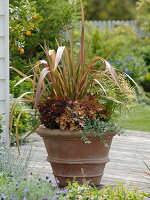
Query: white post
0,0,9,145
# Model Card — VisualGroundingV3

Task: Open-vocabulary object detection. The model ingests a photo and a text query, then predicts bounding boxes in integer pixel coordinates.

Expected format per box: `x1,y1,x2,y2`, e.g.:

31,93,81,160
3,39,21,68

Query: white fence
87,20,144,37
0,0,9,145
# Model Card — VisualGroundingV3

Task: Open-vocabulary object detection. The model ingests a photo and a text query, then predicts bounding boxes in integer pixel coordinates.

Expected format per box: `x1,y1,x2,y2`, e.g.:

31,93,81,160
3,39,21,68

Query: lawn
118,104,150,132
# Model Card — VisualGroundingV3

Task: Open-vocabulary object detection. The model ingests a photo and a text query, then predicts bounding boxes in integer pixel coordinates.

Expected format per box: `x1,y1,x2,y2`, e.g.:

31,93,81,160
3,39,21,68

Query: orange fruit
20,49,24,54
25,31,31,36
32,15,38,19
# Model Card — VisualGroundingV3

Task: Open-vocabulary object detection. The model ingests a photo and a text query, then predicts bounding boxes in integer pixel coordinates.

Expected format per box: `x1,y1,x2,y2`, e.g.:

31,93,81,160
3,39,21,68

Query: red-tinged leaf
34,67,50,108
48,49,56,68
11,67,36,85
54,46,66,70
104,60,122,91
15,112,22,154
87,56,104,69
48,50,55,56
9,92,32,134
23,121,41,140
39,60,48,67
14,75,33,87
80,3,85,69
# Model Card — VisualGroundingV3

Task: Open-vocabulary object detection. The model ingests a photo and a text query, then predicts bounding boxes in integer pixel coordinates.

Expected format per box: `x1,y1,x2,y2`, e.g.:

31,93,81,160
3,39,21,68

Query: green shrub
84,0,136,20
110,49,147,81
74,22,139,60
134,40,150,66
32,0,80,48
140,72,150,93
136,0,150,34
10,76,32,98
73,23,150,85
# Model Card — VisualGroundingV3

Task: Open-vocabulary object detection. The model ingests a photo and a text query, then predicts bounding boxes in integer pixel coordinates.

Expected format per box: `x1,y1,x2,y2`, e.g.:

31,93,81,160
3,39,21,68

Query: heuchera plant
39,95,110,130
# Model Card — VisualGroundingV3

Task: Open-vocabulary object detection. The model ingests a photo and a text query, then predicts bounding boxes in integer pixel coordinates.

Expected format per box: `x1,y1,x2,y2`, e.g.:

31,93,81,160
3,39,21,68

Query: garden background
0,0,150,199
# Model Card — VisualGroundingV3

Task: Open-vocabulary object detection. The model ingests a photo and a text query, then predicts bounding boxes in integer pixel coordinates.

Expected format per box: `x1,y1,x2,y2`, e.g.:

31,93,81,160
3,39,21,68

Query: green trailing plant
81,119,122,145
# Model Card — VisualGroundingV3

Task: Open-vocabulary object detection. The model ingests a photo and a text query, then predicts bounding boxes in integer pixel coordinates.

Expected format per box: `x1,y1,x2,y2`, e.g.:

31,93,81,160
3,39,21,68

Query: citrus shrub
9,0,42,54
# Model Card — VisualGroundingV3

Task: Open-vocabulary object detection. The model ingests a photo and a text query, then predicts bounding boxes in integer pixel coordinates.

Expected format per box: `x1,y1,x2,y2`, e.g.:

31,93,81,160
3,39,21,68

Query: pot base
54,175,102,187
50,162,107,186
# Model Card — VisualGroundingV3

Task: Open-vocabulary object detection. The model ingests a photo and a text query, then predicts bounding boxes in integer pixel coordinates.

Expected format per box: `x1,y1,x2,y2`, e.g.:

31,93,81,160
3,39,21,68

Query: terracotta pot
37,126,115,186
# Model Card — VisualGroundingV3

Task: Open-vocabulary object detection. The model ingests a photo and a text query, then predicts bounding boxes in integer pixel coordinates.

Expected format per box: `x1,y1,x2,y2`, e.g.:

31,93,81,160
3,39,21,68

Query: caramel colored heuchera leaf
56,109,78,131
54,95,110,131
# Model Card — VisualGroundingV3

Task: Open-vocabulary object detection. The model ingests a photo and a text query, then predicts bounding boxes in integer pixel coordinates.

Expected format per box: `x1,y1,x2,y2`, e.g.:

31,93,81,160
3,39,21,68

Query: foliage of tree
10,0,42,54
136,0,150,33
10,0,81,76
33,0,80,47
83,0,137,20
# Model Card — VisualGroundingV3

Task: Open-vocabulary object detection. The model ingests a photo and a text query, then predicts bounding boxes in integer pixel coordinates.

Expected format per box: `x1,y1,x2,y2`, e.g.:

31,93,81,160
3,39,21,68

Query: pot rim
36,125,116,138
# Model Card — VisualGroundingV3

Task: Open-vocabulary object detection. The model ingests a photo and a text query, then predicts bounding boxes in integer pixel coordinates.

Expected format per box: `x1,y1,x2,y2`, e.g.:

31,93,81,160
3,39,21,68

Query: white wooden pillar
0,0,9,145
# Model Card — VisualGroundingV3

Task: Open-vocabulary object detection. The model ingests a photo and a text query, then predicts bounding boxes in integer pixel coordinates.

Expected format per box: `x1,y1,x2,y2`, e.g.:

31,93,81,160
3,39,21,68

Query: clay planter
37,126,116,186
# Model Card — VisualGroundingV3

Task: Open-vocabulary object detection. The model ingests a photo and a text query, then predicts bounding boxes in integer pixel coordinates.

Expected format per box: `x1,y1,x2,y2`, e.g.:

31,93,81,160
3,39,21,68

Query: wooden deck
26,130,150,192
